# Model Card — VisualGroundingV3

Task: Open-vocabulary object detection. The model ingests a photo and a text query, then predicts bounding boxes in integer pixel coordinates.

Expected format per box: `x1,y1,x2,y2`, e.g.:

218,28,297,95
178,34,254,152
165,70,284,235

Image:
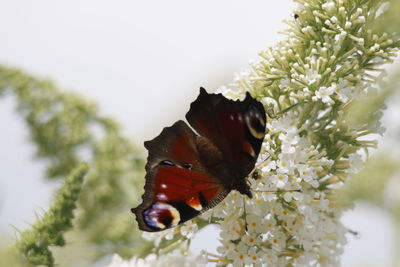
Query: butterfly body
193,135,252,198
132,88,266,232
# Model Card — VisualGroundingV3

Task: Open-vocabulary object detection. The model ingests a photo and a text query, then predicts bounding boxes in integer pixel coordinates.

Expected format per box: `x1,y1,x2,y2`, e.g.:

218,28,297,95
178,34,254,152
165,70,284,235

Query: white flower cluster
202,109,348,266
109,0,398,266
140,219,199,246
106,252,207,267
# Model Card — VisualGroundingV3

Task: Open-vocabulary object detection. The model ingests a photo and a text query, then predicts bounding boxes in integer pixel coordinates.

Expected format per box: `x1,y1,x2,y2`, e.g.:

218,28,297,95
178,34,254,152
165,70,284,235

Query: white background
0,1,397,266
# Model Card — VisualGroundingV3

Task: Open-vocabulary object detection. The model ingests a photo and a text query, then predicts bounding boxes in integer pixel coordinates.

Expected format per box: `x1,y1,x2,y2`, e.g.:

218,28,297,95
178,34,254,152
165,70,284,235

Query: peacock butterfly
131,87,266,232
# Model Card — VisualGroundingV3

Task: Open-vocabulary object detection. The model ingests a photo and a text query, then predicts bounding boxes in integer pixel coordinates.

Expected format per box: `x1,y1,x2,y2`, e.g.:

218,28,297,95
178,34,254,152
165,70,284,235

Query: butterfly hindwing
186,88,266,178
132,120,228,232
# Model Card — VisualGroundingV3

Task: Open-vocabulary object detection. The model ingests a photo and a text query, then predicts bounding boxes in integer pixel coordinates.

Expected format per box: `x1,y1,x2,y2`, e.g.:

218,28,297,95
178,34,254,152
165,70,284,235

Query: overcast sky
0,1,396,266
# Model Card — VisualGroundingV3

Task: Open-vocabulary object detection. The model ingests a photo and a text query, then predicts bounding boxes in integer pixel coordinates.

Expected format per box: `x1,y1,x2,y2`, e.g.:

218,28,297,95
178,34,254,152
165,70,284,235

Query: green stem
15,163,88,267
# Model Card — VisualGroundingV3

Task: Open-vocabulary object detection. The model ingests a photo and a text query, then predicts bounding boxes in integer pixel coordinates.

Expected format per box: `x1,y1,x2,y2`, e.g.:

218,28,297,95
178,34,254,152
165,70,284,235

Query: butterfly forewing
132,120,227,232
186,87,266,177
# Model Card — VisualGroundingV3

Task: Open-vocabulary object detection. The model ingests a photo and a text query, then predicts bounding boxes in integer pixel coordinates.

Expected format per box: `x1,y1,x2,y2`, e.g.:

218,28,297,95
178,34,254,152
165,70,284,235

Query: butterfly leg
253,188,301,193
242,196,248,232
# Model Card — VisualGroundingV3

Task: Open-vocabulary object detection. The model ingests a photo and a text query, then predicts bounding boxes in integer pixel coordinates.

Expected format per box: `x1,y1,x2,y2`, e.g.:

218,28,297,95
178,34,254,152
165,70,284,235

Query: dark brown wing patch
186,87,266,178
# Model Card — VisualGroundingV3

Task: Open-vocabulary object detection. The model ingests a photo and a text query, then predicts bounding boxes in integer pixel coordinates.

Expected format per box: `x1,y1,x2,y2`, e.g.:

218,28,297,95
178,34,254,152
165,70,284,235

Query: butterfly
131,87,266,232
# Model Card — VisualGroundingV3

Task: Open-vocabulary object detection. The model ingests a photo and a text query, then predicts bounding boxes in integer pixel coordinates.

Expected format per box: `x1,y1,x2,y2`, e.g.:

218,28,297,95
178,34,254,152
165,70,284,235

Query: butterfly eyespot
182,163,192,170
160,160,175,166
245,108,266,139
143,202,181,230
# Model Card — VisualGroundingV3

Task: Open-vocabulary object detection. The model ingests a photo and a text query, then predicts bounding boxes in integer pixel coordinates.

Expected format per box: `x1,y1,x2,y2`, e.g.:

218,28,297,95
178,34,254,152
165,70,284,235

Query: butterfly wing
132,120,228,232
186,87,266,178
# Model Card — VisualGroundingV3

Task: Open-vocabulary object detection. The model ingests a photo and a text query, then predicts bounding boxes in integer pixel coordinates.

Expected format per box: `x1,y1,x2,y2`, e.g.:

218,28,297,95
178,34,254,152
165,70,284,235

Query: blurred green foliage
337,0,400,208
369,0,400,37
0,163,87,267
17,163,88,266
0,66,150,265
339,1,400,263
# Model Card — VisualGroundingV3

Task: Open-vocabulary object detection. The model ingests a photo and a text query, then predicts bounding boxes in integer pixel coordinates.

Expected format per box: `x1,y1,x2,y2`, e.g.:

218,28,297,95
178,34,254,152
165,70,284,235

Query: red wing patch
154,166,223,206
134,166,226,231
